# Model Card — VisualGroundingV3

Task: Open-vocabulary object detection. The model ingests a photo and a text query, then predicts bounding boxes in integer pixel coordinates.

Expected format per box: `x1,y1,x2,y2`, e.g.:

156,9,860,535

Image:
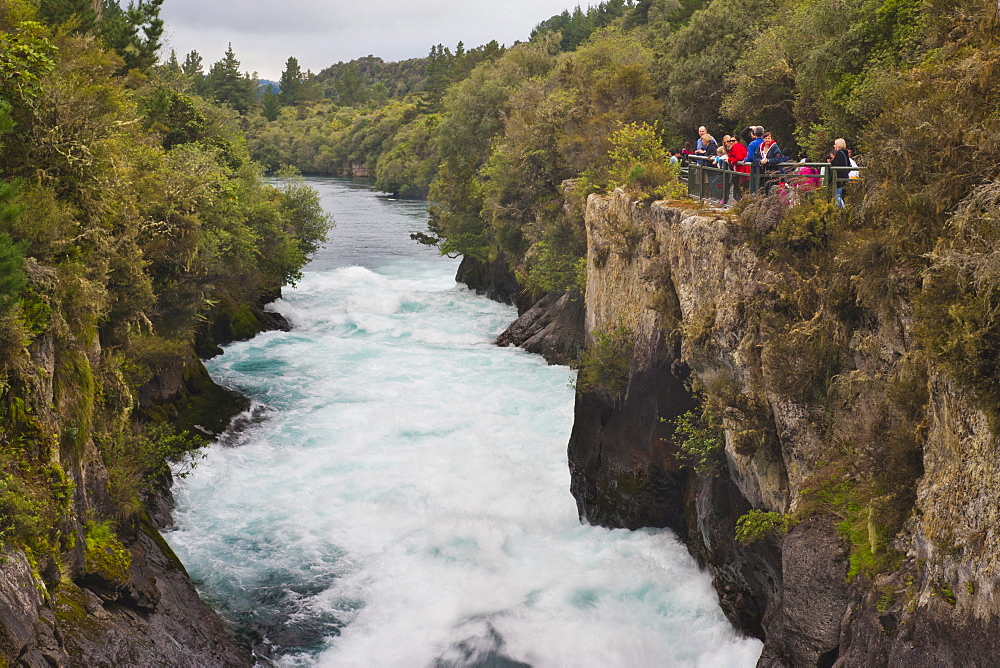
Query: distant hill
315,55,427,99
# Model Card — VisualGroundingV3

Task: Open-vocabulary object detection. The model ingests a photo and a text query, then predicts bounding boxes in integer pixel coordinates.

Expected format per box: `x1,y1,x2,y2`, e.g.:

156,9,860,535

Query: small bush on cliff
83,521,131,586
735,510,792,545
98,423,206,519
670,406,725,475
578,323,633,400
735,191,839,262
626,161,686,202
0,230,27,315
0,473,45,544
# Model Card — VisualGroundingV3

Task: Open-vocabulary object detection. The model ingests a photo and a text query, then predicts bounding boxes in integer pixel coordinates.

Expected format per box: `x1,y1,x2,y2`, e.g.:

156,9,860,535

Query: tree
181,49,204,93
260,89,281,121
278,56,303,105
38,0,165,73
98,0,164,72
160,48,181,77
182,49,203,76
333,61,367,106
422,43,452,108
204,44,256,114
36,0,99,32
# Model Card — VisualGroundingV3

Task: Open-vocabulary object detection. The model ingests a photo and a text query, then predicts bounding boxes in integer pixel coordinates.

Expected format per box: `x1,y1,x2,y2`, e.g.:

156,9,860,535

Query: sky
160,0,581,80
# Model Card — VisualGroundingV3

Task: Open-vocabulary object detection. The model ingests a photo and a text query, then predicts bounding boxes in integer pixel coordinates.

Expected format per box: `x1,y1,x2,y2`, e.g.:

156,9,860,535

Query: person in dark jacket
753,131,784,194
699,134,719,161
745,126,765,193
830,138,851,208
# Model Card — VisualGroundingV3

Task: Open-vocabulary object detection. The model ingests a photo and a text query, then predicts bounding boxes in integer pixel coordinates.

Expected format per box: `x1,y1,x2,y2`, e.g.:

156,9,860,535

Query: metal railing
682,155,858,207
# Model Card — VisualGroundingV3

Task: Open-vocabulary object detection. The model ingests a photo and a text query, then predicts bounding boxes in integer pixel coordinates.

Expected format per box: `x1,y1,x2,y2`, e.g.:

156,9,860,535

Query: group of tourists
669,125,857,207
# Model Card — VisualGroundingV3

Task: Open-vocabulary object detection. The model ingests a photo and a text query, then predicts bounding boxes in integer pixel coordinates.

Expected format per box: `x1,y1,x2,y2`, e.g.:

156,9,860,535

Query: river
164,177,763,667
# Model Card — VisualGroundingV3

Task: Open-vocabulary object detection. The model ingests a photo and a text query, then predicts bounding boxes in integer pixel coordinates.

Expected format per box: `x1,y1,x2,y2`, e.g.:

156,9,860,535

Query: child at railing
795,162,820,191
710,146,729,200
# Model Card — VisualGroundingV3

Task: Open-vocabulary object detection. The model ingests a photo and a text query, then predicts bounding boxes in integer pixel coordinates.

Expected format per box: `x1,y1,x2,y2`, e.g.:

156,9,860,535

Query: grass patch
578,323,633,401
83,521,131,586
735,509,792,545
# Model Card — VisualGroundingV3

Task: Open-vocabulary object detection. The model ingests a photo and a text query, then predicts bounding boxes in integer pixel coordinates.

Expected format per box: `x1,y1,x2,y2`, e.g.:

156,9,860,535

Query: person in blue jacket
745,126,765,192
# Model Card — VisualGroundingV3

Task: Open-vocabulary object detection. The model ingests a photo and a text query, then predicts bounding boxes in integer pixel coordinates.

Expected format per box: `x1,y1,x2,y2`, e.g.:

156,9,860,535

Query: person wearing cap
724,135,749,201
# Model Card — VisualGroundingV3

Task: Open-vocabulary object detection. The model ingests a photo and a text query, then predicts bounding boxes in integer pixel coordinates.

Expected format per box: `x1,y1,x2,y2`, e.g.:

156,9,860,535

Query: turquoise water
165,178,762,666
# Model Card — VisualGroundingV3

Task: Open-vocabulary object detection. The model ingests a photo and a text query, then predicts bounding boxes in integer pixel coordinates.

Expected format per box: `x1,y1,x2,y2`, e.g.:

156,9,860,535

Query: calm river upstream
164,178,763,666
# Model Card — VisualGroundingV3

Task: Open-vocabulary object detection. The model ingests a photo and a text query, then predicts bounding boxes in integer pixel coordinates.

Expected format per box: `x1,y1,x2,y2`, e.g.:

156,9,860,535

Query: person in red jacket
724,135,749,201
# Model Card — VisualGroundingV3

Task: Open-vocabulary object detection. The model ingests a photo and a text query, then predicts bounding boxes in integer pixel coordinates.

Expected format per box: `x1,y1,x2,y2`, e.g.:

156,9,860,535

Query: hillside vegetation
0,0,329,618
247,0,976,305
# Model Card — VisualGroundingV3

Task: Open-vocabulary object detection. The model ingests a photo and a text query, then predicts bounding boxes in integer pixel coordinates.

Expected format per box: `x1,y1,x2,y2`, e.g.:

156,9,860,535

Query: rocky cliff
0,305,256,665
565,189,1000,665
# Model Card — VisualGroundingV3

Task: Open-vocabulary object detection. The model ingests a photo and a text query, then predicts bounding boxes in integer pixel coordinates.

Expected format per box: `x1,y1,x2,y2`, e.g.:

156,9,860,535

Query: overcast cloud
160,0,578,80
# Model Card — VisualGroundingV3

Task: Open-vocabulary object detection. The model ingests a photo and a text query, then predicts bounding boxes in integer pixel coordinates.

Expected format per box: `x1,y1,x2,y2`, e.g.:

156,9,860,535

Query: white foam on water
165,179,762,667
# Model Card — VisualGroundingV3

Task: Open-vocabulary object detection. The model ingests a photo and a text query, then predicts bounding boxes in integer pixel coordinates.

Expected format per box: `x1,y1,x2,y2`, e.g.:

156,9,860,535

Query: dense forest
0,0,329,629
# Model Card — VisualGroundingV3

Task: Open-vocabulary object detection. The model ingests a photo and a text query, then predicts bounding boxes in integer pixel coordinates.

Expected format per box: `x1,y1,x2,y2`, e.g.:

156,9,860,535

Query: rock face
58,526,246,667
0,524,248,667
570,189,1000,664
494,291,585,365
456,254,533,312
757,517,850,667
0,312,257,664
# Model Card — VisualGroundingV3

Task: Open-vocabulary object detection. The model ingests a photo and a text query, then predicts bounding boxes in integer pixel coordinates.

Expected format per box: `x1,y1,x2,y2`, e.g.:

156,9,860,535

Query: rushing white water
165,178,763,667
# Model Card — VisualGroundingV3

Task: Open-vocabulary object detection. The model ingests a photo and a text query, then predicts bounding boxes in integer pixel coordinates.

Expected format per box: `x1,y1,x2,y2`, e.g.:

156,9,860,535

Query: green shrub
671,407,725,475
526,239,586,295
83,521,131,586
98,423,206,519
0,473,45,543
608,122,669,185
607,122,686,202
124,335,191,387
737,191,839,261
0,230,27,315
735,509,792,545
578,323,634,400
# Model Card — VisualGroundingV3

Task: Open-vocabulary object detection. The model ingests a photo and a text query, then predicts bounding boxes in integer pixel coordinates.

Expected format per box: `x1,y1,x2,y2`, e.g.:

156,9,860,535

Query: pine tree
182,50,205,95
260,89,281,121
423,44,453,109
204,44,256,114
182,50,203,76
37,0,164,73
334,62,367,106
278,56,303,105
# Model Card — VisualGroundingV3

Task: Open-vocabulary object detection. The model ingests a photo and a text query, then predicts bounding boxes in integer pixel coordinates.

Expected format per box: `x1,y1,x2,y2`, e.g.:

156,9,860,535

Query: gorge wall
563,189,1000,665
0,308,265,666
